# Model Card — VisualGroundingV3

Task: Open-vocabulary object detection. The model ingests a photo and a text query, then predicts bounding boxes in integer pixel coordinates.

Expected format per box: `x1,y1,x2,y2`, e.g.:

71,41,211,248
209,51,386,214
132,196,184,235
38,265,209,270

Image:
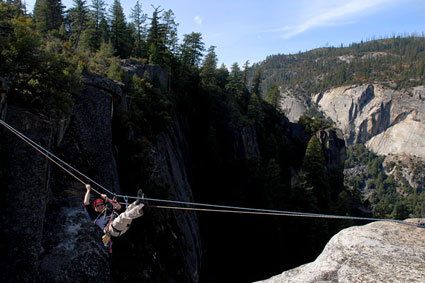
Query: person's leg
108,202,144,236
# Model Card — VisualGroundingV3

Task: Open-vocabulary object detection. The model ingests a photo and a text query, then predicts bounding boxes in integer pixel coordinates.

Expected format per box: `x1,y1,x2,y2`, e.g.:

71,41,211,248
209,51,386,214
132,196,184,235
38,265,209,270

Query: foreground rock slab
257,219,425,283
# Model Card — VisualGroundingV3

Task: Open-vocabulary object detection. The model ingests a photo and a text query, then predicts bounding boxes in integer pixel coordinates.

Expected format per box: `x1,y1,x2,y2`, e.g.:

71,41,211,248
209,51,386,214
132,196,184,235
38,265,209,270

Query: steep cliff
0,68,201,282
257,219,425,283
278,89,307,123
313,84,425,158
0,106,58,283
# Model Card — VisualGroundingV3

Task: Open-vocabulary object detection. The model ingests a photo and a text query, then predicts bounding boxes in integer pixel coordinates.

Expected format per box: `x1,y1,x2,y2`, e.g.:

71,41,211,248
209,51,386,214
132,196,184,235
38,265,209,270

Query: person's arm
84,184,91,206
101,194,122,211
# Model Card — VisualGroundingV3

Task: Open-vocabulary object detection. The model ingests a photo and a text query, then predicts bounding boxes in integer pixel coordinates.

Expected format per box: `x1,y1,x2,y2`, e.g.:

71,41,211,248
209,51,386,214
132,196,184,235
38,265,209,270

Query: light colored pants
106,202,144,237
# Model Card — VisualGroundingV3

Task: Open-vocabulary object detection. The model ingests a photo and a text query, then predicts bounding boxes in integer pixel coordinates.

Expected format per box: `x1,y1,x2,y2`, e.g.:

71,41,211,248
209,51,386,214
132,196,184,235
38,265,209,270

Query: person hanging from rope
83,184,145,244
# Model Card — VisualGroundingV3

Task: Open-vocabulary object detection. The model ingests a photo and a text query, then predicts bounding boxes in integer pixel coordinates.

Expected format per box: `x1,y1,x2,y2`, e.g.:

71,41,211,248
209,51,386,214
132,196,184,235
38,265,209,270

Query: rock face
257,219,425,283
37,73,122,282
316,128,346,172
120,59,169,89
0,107,55,283
279,90,307,122
0,73,123,283
0,68,201,282
225,123,260,159
313,84,425,158
152,119,202,281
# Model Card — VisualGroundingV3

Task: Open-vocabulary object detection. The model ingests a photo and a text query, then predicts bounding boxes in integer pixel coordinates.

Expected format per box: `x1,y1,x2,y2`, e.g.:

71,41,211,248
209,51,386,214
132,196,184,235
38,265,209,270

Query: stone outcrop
316,128,346,172
120,59,169,89
225,123,260,159
279,90,307,122
313,84,425,158
257,219,425,283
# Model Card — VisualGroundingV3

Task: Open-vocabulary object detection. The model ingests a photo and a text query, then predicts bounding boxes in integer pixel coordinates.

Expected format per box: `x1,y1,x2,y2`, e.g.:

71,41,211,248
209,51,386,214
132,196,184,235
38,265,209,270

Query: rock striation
313,84,425,158
257,219,425,283
152,119,202,281
278,89,307,122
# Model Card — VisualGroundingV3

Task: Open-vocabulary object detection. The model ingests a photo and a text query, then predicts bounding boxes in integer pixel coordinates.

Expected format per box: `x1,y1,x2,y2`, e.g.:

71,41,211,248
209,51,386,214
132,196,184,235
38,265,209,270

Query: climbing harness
1,118,424,229
102,196,118,253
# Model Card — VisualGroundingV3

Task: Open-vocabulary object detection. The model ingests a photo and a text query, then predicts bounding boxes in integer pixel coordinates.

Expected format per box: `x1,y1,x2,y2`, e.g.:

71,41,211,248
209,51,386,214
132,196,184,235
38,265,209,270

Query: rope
0,119,87,184
148,205,424,228
1,119,424,229
0,119,113,197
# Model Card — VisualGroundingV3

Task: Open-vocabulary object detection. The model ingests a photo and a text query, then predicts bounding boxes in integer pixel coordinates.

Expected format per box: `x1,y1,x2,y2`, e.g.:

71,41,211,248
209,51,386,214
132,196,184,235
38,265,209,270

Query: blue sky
25,0,425,68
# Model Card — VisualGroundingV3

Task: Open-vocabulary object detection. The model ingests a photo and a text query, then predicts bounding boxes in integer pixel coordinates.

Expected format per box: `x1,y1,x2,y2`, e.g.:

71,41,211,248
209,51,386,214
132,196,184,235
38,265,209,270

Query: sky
24,0,425,68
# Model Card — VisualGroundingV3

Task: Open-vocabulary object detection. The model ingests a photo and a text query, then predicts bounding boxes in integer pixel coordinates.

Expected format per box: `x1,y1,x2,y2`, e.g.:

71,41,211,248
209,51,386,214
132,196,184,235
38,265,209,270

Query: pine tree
216,63,229,88
130,0,147,58
90,0,108,47
265,83,280,108
302,135,331,212
238,60,251,111
109,0,130,58
226,62,244,98
392,202,409,220
79,19,97,51
2,4,81,115
291,170,318,212
201,45,218,89
68,0,89,48
98,15,109,43
247,92,263,124
162,9,178,56
263,158,287,209
33,0,64,34
147,5,164,64
2,0,25,17
251,67,262,98
180,32,205,67
243,60,250,86
90,0,106,29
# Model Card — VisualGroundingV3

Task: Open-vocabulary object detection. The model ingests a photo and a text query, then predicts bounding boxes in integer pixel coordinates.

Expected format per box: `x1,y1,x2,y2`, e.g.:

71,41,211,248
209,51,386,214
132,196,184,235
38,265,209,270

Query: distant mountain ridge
252,37,425,159
250,36,425,97
251,36,425,220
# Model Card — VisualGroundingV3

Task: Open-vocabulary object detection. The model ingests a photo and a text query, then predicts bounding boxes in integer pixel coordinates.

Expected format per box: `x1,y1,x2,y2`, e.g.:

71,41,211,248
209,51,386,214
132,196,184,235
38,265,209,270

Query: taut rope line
1,119,423,228
0,119,110,196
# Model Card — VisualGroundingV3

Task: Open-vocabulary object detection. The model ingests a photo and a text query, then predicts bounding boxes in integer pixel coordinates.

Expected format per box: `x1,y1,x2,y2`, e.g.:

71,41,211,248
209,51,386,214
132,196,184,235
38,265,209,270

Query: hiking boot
135,189,144,205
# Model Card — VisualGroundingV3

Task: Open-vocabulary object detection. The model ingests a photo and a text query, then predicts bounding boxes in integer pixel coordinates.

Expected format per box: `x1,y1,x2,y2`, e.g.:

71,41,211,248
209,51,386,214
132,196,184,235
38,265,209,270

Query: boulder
257,219,425,283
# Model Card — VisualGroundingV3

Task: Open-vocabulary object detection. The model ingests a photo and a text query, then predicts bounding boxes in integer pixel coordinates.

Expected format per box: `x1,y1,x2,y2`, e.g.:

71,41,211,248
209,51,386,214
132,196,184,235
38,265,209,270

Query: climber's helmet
93,198,104,210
